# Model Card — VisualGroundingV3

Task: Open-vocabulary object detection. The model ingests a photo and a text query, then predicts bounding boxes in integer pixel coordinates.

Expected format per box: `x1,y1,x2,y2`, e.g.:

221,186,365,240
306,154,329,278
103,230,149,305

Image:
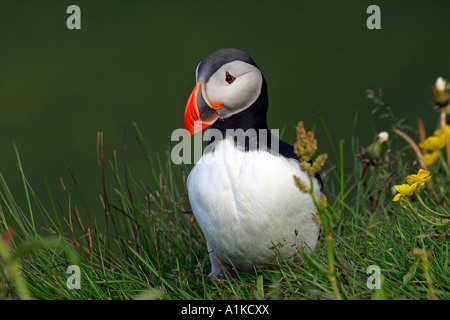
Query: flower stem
405,198,449,227
438,150,450,176
309,176,341,300
416,193,450,218
440,110,450,172
392,127,427,169
414,249,438,300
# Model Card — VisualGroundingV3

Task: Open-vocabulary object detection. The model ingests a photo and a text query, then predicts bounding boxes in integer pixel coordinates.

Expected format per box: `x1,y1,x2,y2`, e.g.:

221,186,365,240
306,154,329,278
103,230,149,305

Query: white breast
187,138,321,271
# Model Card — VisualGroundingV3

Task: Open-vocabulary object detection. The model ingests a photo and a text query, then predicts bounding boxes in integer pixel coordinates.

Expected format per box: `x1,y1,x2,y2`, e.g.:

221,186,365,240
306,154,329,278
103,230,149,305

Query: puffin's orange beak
184,80,223,136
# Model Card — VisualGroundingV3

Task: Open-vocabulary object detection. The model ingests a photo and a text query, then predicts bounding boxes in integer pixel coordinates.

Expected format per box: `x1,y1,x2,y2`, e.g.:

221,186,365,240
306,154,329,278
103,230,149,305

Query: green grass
0,116,449,300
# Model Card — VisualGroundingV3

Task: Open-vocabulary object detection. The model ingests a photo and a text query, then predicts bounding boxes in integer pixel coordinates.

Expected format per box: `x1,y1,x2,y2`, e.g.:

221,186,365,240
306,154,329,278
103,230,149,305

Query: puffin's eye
225,71,236,84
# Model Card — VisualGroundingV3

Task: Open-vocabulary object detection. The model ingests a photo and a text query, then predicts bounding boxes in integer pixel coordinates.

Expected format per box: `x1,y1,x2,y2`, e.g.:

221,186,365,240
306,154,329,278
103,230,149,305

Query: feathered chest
186,139,321,270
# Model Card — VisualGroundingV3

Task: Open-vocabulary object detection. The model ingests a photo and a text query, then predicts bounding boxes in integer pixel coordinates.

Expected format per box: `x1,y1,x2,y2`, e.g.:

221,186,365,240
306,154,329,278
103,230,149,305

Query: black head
184,48,268,135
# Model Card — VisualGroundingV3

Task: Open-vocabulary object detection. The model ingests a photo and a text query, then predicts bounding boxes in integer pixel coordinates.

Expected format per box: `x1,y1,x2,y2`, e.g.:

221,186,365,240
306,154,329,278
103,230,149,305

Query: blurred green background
1,1,449,220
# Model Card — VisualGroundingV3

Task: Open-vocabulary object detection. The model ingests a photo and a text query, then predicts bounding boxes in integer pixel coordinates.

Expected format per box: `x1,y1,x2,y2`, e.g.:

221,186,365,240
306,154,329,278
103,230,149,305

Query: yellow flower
433,125,450,138
393,183,417,202
419,134,446,151
423,151,439,167
406,169,431,186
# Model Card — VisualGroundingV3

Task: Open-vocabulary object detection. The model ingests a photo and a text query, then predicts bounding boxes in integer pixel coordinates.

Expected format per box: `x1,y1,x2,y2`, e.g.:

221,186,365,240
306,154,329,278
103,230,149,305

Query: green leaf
254,275,264,300
134,287,165,300
403,256,420,285
372,276,387,300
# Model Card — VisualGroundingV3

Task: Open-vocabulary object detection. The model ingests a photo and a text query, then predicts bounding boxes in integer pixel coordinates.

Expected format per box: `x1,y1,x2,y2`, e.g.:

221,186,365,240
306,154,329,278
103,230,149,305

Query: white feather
205,61,262,118
187,138,321,274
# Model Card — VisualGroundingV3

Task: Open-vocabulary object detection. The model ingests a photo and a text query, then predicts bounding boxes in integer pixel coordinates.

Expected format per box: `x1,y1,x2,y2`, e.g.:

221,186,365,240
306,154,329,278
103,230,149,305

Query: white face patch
205,61,263,118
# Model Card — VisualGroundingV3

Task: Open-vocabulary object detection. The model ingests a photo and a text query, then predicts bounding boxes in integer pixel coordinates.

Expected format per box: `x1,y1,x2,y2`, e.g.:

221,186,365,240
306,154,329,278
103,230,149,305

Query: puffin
183,48,323,278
